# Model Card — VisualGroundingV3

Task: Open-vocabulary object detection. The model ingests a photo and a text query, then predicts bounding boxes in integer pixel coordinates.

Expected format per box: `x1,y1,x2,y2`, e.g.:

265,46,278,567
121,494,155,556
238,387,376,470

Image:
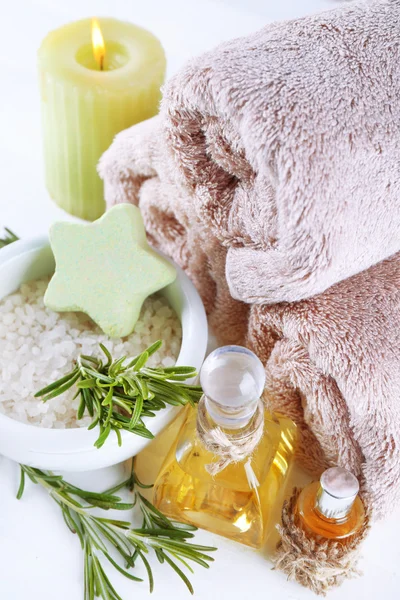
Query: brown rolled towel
247,253,400,519
99,0,400,517
161,0,400,305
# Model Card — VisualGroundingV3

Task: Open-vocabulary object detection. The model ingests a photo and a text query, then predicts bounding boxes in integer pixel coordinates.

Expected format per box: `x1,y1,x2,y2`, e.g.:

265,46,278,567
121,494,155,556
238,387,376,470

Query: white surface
0,0,398,599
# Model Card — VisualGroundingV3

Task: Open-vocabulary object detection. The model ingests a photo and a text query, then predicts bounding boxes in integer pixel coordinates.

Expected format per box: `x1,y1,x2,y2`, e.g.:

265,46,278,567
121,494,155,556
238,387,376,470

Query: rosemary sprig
35,340,203,448
17,463,216,598
0,227,19,248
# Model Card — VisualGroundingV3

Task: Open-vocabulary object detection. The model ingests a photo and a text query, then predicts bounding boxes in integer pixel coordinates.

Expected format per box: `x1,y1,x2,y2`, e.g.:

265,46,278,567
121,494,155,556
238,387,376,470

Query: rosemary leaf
94,424,112,449
129,396,143,430
0,227,19,248
40,371,80,402
162,553,194,595
78,395,86,420
115,428,122,447
103,552,143,582
162,366,198,374
34,368,79,398
16,465,25,500
132,351,149,372
17,463,217,599
35,340,203,449
138,552,154,593
77,378,99,389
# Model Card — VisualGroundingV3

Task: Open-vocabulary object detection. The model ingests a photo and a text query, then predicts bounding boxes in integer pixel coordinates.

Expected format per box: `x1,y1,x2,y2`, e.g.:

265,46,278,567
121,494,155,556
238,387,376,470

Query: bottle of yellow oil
152,346,297,548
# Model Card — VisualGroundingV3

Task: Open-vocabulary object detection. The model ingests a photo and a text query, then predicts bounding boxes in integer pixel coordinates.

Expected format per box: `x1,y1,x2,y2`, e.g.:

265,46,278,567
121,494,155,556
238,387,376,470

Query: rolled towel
162,0,400,304
247,252,400,519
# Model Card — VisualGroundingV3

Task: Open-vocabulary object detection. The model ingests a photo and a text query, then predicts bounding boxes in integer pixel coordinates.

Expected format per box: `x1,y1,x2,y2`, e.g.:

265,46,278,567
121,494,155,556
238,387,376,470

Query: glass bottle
152,345,297,548
295,467,365,542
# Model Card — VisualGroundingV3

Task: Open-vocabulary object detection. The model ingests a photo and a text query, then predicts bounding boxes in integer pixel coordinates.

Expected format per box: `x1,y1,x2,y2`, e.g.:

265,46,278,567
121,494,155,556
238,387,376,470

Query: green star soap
44,204,177,338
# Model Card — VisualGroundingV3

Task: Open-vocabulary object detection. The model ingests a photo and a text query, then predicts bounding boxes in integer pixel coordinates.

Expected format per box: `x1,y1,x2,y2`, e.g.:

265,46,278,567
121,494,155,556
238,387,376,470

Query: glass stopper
200,346,266,428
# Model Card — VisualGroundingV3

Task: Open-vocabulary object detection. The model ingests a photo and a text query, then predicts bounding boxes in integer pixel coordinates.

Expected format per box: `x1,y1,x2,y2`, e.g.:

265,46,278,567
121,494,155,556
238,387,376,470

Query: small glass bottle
152,345,297,548
295,467,365,542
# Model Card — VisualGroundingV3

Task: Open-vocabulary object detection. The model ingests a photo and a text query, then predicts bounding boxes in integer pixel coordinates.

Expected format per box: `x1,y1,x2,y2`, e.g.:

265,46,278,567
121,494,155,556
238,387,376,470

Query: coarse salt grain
0,277,182,429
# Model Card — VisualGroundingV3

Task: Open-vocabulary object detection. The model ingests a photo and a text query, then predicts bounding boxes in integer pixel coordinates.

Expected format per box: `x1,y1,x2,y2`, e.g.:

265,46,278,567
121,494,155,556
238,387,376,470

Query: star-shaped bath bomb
44,204,177,338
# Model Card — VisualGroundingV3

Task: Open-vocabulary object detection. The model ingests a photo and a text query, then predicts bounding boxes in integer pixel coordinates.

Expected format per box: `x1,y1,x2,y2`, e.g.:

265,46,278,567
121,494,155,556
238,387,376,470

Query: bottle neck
195,395,266,476
203,394,259,430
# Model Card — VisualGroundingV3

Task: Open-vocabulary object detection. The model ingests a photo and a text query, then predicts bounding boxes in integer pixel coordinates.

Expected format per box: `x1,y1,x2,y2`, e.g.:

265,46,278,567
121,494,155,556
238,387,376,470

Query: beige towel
161,0,400,305
99,0,400,517
247,254,400,518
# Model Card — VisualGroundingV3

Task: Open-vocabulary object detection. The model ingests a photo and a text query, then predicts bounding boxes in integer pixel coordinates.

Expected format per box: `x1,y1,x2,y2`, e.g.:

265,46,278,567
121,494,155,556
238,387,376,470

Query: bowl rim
0,235,207,454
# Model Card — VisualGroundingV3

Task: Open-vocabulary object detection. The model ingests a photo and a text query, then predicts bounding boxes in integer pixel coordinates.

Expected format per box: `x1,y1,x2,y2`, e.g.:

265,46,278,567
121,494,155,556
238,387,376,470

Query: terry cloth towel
161,0,400,305
99,0,400,518
247,253,400,520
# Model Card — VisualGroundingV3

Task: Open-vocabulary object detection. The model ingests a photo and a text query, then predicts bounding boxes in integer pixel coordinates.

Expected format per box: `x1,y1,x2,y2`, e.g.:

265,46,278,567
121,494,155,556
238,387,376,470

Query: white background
1,1,398,599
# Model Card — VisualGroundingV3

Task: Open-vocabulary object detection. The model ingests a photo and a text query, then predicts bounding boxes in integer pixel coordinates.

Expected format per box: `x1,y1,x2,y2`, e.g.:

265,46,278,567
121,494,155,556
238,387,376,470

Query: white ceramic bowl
0,236,207,471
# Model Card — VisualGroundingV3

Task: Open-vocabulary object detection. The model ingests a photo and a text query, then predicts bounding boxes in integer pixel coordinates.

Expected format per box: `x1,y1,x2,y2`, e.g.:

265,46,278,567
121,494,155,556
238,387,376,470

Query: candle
38,18,166,221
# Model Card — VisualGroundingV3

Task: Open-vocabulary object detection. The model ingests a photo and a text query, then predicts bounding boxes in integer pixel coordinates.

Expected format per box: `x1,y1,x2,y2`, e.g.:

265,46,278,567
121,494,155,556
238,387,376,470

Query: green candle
38,18,166,221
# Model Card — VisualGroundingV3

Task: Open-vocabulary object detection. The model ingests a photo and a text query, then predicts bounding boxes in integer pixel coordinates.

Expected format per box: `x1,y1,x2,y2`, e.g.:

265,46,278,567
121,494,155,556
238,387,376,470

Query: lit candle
38,18,166,221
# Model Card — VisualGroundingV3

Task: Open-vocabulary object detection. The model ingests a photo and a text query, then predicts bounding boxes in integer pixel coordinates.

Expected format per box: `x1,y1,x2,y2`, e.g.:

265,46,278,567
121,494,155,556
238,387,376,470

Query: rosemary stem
17,464,217,599
23,470,89,517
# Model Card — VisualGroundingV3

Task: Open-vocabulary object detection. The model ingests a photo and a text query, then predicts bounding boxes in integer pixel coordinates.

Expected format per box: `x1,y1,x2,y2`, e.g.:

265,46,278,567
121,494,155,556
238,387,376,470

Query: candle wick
100,55,104,71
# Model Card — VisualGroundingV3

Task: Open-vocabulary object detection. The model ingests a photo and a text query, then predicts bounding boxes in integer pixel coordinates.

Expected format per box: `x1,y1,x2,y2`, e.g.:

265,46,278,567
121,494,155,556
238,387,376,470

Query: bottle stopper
200,345,265,428
317,467,359,520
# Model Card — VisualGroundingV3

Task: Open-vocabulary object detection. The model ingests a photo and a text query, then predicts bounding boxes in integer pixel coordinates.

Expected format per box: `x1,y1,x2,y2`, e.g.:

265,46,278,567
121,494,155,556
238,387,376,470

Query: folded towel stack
100,0,400,522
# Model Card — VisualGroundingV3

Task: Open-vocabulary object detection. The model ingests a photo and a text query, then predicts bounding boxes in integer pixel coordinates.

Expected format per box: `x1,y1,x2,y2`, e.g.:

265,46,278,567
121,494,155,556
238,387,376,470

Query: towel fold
162,0,400,305
99,0,400,518
247,253,400,518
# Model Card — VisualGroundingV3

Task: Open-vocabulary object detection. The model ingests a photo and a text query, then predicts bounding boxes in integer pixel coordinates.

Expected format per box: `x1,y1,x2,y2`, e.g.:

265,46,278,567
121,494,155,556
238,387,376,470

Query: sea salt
0,277,182,429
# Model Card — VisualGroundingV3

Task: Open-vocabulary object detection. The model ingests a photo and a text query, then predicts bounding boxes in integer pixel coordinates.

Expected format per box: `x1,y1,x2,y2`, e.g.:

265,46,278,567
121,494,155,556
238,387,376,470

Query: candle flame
91,19,105,70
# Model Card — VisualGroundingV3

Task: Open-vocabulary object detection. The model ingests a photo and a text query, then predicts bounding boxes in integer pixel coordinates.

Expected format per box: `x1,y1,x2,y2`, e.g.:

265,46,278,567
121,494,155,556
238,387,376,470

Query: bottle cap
316,467,359,520
200,345,265,428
